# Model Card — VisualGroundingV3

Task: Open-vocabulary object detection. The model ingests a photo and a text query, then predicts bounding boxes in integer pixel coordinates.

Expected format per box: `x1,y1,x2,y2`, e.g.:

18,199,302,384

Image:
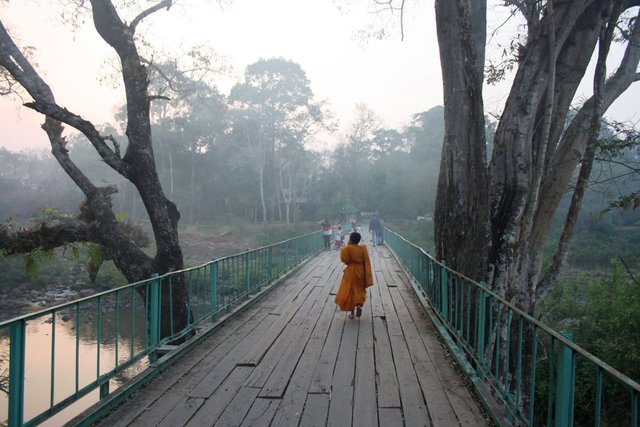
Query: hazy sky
1,1,639,153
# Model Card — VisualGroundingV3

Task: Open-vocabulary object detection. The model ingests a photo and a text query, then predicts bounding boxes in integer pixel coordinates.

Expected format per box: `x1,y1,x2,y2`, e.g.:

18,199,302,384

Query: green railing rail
384,228,640,426
0,231,322,427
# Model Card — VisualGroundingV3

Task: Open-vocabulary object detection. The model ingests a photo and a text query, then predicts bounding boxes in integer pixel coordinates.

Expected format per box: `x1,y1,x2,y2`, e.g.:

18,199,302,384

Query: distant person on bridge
335,232,373,319
368,214,382,246
320,219,332,250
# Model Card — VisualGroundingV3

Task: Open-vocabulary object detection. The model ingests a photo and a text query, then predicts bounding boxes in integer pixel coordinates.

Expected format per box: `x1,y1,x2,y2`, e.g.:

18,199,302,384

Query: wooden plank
353,306,377,427
379,253,399,287
262,257,322,312
378,407,404,427
258,286,327,395
389,286,458,426
270,337,325,427
309,313,344,394
369,271,385,318
188,313,279,398
378,272,404,337
299,393,330,427
247,286,323,388
327,385,353,427
240,397,281,427
311,293,338,340
389,334,431,427
395,281,488,426
331,317,359,387
185,366,254,427
216,387,261,426
266,270,318,315
240,277,320,366
373,317,401,408
126,306,277,426
357,300,374,350
157,397,204,427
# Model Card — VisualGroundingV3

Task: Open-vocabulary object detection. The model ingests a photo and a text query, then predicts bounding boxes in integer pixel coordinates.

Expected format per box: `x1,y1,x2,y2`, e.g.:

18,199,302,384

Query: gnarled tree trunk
0,1,189,338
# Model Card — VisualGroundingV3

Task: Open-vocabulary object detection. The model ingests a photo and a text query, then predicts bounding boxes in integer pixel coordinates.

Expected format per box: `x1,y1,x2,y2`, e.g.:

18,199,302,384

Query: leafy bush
538,262,640,424
385,219,435,253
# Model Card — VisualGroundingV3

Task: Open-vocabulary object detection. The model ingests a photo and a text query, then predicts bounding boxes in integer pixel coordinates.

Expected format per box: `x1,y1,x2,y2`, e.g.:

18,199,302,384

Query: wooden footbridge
92,245,487,427
2,229,639,426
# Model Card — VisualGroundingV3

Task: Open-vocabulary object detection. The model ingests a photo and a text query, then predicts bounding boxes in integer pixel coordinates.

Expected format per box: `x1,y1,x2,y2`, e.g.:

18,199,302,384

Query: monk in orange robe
335,232,373,319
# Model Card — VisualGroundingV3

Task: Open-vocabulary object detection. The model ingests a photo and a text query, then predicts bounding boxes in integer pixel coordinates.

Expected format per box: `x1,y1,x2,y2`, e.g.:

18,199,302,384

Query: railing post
245,252,251,295
150,273,161,350
284,242,289,269
267,246,273,280
8,320,26,427
555,331,576,427
476,281,487,370
99,381,110,399
210,258,218,313
440,260,448,320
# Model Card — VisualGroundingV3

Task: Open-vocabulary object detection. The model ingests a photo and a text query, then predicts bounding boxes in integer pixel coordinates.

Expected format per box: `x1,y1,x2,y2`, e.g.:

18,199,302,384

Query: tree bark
434,0,490,281
0,1,189,339
435,0,640,417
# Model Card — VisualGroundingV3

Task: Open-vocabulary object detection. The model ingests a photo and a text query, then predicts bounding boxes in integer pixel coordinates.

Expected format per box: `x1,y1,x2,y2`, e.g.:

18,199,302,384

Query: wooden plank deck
95,245,489,427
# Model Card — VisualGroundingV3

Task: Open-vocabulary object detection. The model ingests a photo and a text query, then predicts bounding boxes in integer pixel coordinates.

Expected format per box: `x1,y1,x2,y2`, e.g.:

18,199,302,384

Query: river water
1,306,148,426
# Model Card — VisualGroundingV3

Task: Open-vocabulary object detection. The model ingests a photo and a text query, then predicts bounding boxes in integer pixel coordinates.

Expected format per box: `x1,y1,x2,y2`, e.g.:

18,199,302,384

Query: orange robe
335,243,374,311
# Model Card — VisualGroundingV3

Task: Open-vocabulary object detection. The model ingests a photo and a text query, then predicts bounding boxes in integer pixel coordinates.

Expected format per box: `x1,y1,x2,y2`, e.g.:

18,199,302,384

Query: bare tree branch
0,20,130,178
102,134,121,158
149,94,171,102
24,100,131,176
619,257,640,287
538,3,622,302
130,0,174,31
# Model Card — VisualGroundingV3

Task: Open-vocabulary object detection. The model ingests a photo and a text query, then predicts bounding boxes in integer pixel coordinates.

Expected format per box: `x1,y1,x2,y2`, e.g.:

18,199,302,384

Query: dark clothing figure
321,220,332,249
369,215,382,245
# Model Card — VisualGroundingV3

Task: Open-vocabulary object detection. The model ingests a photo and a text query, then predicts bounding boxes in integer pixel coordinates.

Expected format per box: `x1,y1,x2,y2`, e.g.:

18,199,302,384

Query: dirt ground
180,230,245,265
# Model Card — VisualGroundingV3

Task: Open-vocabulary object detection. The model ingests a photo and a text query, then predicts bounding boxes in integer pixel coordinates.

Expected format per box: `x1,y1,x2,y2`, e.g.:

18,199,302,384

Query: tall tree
228,57,326,223
0,1,191,337
434,0,640,311
429,0,640,414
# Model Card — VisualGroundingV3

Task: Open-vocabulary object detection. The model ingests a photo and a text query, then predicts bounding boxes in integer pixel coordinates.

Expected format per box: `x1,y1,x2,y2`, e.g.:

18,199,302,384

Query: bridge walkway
94,245,488,426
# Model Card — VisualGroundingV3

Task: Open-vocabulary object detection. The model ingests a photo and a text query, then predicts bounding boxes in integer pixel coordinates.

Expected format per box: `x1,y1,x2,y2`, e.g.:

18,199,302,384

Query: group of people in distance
319,214,384,251
320,214,383,320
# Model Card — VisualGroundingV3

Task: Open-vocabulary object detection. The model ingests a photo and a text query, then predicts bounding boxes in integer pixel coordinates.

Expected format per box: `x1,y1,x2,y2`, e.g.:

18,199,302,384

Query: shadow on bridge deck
94,245,489,427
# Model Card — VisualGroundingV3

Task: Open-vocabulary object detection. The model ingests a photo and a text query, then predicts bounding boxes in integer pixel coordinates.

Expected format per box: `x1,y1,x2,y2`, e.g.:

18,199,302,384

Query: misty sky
1,1,639,153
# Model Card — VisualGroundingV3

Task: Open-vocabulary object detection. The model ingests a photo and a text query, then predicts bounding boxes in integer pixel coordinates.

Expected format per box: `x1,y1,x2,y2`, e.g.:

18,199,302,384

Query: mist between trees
1,4,639,411
1,93,636,267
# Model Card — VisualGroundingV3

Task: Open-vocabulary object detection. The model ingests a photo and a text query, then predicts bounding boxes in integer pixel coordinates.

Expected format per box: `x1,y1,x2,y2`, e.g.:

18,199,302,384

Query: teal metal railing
0,231,322,427
385,228,640,426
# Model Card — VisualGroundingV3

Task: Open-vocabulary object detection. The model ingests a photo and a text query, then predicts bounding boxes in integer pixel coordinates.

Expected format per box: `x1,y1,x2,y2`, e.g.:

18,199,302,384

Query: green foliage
385,220,435,253
30,206,72,225
538,263,640,424
87,244,103,266
23,247,56,279
544,210,640,269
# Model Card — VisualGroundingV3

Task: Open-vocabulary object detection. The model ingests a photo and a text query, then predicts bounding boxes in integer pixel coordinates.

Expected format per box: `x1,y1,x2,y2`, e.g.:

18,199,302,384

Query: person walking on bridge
368,213,381,246
335,232,373,319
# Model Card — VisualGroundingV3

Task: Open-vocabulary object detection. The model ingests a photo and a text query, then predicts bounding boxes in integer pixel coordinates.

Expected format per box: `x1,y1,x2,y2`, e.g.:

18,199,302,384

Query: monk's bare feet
348,311,355,319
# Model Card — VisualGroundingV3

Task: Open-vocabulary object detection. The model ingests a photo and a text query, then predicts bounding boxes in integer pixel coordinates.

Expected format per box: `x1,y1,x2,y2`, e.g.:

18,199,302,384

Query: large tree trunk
434,0,489,281
434,0,640,417
0,1,189,339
